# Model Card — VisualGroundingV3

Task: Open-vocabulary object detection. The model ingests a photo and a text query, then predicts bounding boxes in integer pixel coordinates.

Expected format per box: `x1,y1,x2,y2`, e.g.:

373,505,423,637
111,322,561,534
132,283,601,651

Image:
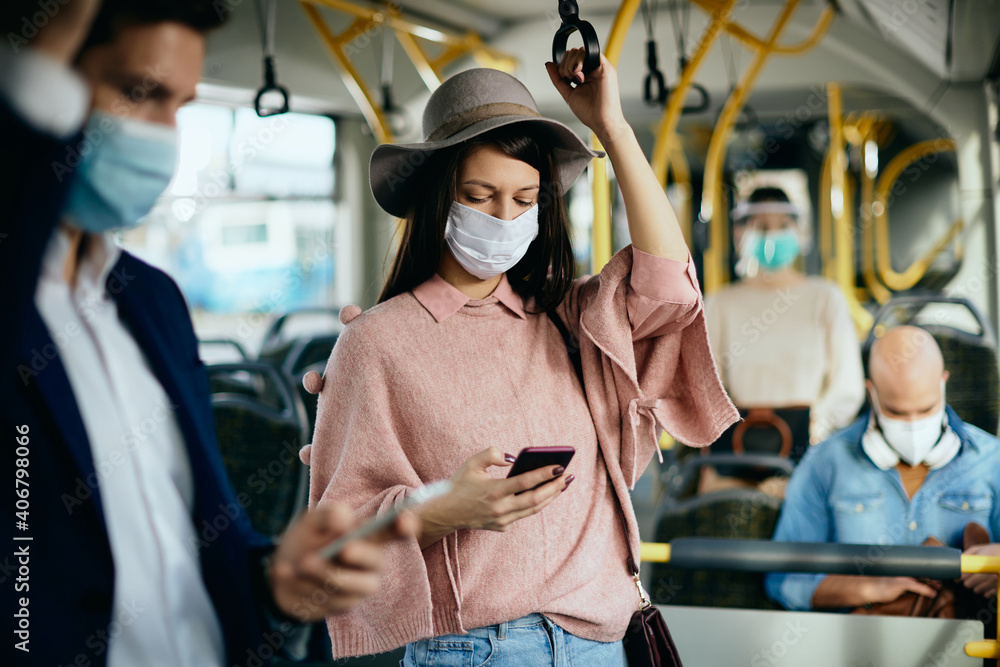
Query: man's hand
812,574,939,609
860,576,941,604
4,0,102,62
960,543,1000,597
268,503,420,622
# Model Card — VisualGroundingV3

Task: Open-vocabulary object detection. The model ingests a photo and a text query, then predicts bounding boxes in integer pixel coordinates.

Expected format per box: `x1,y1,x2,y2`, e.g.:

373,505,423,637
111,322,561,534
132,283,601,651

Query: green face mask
748,229,800,271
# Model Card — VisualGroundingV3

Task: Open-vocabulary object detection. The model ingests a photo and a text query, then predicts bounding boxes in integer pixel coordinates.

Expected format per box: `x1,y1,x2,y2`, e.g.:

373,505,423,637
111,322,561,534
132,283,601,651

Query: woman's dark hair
747,186,791,204
79,0,229,55
378,124,576,314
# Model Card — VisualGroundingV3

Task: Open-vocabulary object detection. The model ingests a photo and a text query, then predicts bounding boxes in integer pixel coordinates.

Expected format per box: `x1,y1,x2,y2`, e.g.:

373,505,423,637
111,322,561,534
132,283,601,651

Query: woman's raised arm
546,51,688,262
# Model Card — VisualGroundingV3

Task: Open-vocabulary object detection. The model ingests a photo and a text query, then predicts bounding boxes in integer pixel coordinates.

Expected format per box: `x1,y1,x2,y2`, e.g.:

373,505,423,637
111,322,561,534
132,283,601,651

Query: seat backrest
649,488,783,610
257,333,339,377
206,362,309,538
259,307,341,352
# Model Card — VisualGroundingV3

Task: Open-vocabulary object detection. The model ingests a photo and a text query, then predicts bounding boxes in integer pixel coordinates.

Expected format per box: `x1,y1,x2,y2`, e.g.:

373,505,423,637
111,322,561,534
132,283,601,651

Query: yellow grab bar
700,0,804,293
826,83,873,337
588,0,643,273
873,138,963,292
639,541,1000,658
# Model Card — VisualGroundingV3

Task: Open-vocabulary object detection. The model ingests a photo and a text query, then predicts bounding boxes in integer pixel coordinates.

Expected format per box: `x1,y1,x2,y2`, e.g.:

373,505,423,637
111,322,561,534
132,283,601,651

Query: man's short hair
80,0,230,55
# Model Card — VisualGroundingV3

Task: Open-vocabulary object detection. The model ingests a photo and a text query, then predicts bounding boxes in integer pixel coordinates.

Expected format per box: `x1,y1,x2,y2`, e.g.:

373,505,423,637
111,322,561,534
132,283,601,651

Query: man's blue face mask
63,110,178,233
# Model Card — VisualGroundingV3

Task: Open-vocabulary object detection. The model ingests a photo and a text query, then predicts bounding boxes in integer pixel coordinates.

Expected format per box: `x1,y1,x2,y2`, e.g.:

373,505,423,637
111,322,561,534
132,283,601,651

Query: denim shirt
765,407,1000,611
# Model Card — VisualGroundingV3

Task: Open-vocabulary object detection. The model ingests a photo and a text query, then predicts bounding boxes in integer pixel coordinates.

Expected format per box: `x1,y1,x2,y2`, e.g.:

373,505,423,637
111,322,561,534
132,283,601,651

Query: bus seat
864,295,1000,436
258,333,339,377
650,456,790,610
258,307,340,353
197,338,250,364
206,362,310,539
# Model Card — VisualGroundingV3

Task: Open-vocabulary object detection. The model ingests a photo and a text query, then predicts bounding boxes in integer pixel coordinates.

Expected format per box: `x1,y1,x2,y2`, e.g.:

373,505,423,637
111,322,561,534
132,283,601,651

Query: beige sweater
308,246,738,657
704,276,865,441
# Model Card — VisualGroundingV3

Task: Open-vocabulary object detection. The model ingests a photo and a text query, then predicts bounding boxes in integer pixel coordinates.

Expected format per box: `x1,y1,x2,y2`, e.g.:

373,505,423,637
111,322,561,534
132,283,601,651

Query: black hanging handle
255,55,290,117
667,58,710,114
643,40,667,105
552,0,601,75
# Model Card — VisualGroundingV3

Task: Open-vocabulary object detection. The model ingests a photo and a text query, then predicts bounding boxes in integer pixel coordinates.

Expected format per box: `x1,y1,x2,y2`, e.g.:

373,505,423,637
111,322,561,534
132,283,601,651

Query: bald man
765,326,1000,611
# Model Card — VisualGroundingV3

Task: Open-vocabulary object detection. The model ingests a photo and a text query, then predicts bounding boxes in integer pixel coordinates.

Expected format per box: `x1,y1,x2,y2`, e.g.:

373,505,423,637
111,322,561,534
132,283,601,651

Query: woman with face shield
702,186,865,488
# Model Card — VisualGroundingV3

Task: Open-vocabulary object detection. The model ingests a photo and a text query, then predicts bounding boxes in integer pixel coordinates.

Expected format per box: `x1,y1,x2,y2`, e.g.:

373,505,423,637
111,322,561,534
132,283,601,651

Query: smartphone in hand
506,446,575,494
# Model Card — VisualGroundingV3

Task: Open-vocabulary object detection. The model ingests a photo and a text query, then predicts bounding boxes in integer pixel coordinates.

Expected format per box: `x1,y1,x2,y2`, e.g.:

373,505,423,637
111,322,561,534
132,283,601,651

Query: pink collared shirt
309,245,737,658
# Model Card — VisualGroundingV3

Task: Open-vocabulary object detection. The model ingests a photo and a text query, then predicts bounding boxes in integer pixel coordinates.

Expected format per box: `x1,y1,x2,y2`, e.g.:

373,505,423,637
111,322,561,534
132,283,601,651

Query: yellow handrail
301,4,394,144
638,541,1000,658
723,4,836,56
588,0,643,273
960,554,1000,658
854,117,893,304
826,82,873,337
818,150,836,282
300,0,517,145
669,140,693,246
650,0,739,188
700,0,803,293
873,139,963,291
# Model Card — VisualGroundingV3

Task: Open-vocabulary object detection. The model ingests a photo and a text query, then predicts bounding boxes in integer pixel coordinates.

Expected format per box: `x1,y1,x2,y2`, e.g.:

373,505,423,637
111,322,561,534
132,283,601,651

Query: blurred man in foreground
0,2,416,665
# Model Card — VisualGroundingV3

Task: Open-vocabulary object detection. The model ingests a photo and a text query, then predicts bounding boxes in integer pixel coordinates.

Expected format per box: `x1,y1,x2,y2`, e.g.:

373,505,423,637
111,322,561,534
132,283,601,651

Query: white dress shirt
35,228,226,667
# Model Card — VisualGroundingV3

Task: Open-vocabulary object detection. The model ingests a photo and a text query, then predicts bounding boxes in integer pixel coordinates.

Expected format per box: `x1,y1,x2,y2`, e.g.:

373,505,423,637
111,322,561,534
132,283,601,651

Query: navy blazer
1,104,276,665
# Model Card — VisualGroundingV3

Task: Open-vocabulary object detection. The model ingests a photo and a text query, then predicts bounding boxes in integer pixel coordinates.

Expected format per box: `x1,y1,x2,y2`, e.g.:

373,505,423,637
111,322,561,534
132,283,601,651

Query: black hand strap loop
552,0,601,74
254,0,290,117
667,57,710,114
255,56,291,117
643,40,667,106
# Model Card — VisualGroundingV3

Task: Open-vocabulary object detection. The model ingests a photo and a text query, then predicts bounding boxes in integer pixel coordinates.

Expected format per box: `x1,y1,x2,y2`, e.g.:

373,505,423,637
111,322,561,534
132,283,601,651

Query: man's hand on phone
417,446,574,549
268,503,420,622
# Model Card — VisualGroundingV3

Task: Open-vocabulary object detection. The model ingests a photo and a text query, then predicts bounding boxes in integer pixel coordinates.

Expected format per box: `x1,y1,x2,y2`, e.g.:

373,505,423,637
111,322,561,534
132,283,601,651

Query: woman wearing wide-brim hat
305,50,738,665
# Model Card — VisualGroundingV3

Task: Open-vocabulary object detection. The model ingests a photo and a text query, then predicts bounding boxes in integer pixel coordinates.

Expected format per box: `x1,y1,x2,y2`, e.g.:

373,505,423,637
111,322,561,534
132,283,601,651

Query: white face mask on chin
444,201,539,280
868,381,951,467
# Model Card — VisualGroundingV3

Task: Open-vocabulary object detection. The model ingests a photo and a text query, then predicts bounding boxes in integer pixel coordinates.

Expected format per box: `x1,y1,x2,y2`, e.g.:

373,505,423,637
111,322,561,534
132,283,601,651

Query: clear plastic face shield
732,201,805,279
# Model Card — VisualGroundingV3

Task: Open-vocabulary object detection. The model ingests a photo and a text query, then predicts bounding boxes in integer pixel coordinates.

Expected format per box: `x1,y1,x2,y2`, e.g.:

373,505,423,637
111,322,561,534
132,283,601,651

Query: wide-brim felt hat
369,67,604,218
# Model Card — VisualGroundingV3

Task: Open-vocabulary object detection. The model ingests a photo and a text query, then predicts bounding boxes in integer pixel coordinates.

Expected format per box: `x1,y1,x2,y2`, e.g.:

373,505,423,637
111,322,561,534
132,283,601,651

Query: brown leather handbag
851,522,991,619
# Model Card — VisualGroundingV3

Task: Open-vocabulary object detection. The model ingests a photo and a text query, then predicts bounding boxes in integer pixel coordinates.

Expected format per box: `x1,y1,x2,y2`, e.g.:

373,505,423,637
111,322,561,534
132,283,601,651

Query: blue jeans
400,613,628,667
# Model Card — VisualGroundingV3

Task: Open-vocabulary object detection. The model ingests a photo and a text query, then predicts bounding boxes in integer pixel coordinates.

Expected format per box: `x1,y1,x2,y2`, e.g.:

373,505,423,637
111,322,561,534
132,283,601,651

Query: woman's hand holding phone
417,446,574,549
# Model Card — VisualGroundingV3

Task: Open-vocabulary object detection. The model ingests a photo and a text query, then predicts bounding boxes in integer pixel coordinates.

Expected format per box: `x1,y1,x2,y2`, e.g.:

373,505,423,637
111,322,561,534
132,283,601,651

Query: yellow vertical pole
651,0,738,186
827,83,873,337
856,118,892,303
300,3,394,145
589,0,643,273
701,0,801,293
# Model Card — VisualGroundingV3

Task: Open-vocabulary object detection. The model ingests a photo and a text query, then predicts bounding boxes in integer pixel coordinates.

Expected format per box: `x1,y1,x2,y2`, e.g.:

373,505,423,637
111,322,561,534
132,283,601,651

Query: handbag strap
547,311,650,606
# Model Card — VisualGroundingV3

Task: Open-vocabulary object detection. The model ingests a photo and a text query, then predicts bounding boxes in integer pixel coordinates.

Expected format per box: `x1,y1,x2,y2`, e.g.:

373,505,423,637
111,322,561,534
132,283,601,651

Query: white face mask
871,381,947,466
444,201,539,280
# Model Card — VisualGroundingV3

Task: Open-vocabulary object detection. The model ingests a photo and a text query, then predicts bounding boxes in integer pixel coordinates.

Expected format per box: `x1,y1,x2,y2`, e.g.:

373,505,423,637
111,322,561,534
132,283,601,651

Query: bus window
118,103,338,354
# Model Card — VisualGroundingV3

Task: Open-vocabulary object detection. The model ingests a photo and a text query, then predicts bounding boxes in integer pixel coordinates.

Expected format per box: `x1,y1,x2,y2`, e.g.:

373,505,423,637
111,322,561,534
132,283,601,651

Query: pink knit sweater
308,246,738,657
